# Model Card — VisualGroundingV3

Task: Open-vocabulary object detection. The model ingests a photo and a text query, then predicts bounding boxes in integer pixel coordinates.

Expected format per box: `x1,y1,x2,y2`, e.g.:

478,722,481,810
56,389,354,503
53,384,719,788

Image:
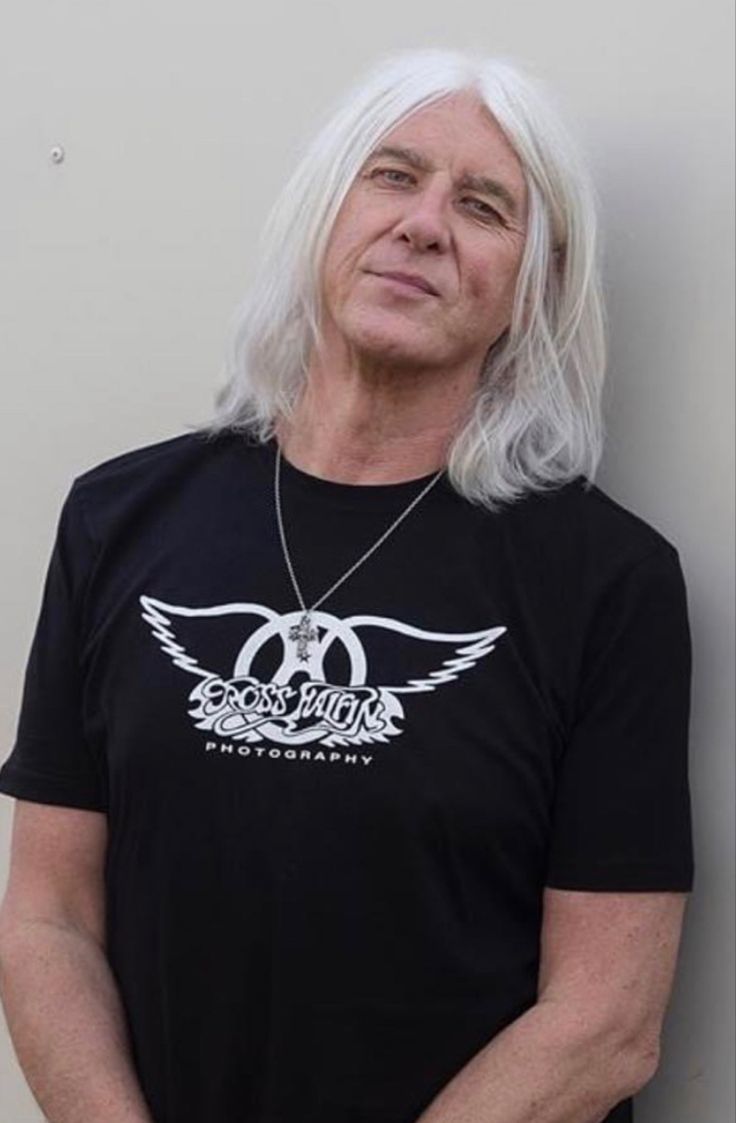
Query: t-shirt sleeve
0,481,108,812
545,543,694,892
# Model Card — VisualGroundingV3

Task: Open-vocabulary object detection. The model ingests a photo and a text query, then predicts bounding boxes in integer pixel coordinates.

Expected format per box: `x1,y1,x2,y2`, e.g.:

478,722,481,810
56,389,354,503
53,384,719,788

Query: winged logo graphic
139,595,506,748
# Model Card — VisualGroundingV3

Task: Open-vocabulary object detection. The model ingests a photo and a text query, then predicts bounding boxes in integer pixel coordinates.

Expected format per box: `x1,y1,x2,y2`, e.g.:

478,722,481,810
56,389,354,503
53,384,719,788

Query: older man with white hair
0,48,693,1123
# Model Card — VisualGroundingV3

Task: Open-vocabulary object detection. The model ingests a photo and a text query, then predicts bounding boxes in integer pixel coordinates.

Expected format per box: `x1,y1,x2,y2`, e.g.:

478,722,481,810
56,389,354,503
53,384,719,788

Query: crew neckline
255,435,449,511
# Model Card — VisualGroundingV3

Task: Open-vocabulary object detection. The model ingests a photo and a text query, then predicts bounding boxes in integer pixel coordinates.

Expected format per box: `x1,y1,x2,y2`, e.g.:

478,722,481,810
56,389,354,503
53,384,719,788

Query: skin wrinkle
363,143,522,219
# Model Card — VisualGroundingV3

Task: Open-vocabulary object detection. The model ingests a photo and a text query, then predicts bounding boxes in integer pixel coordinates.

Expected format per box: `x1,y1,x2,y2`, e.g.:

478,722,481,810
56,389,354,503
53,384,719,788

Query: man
0,48,693,1123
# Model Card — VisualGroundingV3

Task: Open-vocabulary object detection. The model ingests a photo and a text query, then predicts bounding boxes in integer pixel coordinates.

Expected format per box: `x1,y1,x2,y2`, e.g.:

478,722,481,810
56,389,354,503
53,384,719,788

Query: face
317,90,528,375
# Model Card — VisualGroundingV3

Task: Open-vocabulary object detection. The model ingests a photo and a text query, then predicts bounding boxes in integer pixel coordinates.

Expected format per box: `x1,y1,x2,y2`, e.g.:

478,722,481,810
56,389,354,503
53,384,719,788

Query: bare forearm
415,999,656,1123
0,919,153,1123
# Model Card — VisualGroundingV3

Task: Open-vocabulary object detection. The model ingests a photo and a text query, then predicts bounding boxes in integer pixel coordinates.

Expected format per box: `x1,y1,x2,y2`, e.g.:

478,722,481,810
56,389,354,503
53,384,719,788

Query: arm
415,887,689,1123
0,799,154,1123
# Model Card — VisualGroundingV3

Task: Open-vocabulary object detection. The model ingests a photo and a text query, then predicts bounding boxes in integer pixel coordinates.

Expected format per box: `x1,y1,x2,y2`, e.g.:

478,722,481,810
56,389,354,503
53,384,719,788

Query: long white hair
195,47,607,511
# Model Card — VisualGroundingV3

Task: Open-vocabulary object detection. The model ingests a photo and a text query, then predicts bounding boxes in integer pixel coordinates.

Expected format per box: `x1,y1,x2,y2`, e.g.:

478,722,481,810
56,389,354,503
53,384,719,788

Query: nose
392,181,451,253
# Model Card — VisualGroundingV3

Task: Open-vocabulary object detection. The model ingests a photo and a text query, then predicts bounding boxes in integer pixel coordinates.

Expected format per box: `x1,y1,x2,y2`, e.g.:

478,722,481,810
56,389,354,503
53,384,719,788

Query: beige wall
1,1,733,1119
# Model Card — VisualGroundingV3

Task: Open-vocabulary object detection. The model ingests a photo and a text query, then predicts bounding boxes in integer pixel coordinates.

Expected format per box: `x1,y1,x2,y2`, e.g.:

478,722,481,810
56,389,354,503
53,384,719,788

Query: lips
372,271,439,296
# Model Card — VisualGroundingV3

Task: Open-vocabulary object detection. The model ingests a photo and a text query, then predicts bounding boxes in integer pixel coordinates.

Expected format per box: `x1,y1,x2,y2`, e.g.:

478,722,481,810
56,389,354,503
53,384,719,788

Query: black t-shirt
0,430,694,1123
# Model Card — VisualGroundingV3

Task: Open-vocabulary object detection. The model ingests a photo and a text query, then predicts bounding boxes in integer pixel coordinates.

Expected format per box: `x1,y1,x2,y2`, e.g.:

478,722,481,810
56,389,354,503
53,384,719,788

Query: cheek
323,193,398,288
464,251,522,317
323,228,367,295
464,272,509,319
326,198,374,258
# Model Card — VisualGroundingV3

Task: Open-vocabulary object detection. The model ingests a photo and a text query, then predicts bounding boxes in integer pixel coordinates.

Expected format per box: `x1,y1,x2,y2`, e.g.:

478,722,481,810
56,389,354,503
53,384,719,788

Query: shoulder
474,475,687,617
72,429,231,489
68,428,263,542
567,476,679,560
505,475,682,571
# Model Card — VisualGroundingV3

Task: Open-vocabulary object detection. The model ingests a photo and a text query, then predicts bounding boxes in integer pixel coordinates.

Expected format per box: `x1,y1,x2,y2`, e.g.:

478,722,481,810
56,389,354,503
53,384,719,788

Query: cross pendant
288,612,318,662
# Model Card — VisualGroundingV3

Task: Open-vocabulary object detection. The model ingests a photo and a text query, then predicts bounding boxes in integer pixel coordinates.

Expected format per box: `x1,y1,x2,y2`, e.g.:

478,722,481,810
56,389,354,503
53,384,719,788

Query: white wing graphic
346,615,507,694
139,595,278,679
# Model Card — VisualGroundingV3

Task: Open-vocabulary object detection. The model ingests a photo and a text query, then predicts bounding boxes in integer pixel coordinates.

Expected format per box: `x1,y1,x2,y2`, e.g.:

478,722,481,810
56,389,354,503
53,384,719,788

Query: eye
369,167,415,185
463,197,504,223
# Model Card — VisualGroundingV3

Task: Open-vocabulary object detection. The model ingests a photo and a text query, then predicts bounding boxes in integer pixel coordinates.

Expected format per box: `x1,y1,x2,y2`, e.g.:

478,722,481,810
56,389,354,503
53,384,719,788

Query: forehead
367,92,527,214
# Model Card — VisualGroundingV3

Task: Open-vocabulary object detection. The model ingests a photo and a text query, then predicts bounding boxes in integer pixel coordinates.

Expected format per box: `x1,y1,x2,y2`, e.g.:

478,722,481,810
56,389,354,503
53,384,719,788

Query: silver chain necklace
274,443,445,663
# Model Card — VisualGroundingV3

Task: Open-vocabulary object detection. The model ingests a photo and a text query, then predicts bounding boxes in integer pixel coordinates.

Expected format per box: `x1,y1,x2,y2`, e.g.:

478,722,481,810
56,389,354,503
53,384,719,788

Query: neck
275,347,480,485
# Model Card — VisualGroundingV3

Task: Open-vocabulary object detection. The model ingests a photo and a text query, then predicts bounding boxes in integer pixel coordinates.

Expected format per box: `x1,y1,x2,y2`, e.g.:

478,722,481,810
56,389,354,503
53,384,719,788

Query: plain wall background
0,1,733,1119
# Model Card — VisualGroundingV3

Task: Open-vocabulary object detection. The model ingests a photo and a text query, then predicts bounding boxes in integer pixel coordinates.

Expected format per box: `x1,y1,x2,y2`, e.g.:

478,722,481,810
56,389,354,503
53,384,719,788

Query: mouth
368,270,440,297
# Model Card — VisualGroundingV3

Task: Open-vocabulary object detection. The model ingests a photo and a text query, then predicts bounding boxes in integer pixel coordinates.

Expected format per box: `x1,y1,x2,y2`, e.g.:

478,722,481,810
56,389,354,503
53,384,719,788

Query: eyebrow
364,143,522,219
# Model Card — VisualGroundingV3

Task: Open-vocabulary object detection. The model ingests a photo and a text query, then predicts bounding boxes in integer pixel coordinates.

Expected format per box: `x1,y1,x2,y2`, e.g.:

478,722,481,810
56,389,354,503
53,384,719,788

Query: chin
339,307,440,365
351,334,438,368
